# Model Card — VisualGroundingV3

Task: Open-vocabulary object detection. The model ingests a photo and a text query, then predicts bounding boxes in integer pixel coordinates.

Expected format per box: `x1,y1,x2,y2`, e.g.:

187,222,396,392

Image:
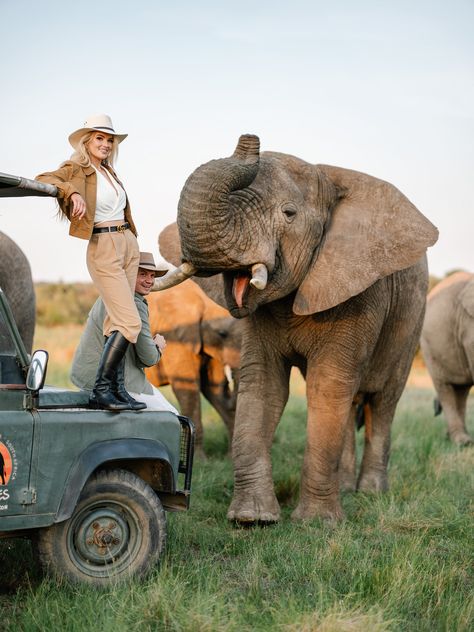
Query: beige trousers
86,229,141,343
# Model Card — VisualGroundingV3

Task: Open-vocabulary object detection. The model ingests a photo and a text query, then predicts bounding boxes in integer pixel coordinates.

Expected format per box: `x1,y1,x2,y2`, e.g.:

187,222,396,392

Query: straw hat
139,252,169,278
68,114,128,149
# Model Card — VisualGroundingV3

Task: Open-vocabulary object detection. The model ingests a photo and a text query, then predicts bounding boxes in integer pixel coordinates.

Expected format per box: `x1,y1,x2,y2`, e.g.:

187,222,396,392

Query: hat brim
68,127,128,150
139,264,169,278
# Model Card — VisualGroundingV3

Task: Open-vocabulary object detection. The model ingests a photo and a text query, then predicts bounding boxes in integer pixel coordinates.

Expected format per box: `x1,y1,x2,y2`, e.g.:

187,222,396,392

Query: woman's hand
70,193,86,219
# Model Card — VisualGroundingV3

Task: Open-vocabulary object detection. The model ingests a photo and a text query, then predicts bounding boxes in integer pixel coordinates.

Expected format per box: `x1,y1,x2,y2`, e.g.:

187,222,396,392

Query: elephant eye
282,204,297,222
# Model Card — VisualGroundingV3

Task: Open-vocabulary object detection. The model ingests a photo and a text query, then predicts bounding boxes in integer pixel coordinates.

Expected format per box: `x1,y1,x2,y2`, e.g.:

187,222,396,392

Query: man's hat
139,252,169,278
68,114,128,150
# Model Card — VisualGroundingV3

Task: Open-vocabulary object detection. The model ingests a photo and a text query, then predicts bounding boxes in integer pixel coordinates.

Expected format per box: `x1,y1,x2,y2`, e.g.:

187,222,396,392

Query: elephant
145,279,242,450
420,271,474,446
0,231,35,354
156,134,438,524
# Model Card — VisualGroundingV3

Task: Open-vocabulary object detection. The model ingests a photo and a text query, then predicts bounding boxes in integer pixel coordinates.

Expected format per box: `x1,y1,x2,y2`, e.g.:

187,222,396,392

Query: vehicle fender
55,438,174,523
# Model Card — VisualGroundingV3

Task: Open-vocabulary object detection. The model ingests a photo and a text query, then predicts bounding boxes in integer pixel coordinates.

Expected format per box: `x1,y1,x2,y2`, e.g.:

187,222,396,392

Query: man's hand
70,192,86,219
153,333,167,353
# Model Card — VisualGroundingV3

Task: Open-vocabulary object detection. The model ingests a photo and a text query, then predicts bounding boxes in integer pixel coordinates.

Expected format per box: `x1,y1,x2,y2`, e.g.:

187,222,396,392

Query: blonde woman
36,114,145,412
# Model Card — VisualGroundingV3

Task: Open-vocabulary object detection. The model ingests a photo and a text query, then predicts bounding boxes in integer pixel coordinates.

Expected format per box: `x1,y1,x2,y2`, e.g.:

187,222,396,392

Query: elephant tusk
249,263,268,290
152,262,198,291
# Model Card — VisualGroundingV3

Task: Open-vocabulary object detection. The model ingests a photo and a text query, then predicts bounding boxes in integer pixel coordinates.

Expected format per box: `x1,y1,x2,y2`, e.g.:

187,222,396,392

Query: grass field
0,327,472,631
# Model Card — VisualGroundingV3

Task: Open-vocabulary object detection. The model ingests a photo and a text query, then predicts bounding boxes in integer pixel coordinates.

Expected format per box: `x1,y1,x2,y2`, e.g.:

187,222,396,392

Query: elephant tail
433,398,443,416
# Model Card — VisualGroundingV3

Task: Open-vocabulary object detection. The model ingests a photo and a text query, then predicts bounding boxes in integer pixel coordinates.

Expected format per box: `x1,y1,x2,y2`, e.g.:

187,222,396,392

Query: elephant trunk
177,135,260,269
152,262,198,291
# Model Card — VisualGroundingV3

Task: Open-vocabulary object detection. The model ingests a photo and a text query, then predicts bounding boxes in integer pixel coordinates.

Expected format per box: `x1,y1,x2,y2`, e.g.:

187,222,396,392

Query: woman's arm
36,162,86,219
36,162,78,200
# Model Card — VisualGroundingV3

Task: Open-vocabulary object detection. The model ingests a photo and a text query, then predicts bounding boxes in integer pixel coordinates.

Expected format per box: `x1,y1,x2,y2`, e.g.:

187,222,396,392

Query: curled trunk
177,135,261,269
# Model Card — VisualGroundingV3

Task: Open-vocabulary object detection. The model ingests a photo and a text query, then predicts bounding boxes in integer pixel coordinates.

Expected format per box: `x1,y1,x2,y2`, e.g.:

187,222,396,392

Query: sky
1,0,473,282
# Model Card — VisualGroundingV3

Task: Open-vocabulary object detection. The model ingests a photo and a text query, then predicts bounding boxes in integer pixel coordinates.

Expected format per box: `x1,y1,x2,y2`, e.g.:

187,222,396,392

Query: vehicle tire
36,468,166,585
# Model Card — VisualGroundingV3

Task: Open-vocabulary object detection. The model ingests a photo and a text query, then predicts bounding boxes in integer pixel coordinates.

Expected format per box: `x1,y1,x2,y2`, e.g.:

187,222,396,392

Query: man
71,252,178,413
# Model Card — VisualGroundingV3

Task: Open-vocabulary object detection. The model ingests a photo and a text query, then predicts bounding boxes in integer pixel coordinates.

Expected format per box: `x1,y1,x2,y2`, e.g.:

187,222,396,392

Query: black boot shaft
90,331,132,411
115,355,147,410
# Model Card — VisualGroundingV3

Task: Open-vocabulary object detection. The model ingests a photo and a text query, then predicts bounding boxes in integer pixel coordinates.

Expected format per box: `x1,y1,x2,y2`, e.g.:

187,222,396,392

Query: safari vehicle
0,172,194,585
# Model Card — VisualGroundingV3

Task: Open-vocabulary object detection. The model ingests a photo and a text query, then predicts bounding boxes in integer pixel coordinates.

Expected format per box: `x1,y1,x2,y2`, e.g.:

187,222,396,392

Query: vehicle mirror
26,350,49,391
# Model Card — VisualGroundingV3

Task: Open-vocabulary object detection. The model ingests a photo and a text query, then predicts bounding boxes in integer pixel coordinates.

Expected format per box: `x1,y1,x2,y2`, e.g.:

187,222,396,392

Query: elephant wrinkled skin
420,271,474,445
0,232,35,353
157,134,438,524
145,280,241,450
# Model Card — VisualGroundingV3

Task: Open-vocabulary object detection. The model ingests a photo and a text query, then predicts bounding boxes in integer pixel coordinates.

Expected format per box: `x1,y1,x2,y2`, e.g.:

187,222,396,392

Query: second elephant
145,279,241,450
420,271,474,445
0,231,35,354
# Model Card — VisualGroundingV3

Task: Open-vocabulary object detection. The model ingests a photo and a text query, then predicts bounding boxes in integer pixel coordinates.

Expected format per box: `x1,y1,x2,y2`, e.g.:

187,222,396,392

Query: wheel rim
66,499,143,578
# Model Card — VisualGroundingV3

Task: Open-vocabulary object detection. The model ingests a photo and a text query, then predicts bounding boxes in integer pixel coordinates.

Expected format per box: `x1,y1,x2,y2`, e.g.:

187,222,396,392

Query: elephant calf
420,271,474,445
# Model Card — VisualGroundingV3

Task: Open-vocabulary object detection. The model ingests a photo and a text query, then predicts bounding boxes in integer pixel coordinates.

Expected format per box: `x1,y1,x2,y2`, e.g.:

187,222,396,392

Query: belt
92,222,130,234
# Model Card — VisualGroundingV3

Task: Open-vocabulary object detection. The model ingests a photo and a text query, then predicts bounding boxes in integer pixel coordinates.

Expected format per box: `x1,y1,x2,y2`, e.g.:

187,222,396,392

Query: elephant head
158,135,438,317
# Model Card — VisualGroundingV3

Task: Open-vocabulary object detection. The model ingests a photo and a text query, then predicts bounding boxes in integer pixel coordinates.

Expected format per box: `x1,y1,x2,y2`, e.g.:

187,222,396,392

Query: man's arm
134,298,161,368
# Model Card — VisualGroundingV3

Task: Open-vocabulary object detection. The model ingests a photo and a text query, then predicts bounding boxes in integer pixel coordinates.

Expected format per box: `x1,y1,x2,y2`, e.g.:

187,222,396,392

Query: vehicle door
0,288,35,516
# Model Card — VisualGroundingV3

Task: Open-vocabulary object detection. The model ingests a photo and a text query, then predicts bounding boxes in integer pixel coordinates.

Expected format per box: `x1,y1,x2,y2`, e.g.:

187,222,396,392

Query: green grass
1,386,473,631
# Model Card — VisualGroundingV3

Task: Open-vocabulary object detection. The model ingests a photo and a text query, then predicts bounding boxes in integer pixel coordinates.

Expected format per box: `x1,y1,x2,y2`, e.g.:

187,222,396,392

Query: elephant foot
449,431,473,446
227,490,280,525
339,471,357,492
357,470,388,493
291,499,344,524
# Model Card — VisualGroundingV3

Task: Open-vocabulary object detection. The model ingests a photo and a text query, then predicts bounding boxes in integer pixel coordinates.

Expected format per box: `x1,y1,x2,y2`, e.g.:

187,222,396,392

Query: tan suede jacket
36,162,138,240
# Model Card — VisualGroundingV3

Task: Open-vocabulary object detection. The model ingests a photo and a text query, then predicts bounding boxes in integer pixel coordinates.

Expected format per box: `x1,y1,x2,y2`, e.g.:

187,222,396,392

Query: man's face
135,268,156,295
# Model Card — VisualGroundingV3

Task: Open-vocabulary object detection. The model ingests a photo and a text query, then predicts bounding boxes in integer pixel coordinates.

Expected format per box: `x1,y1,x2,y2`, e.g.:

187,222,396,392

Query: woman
36,114,145,412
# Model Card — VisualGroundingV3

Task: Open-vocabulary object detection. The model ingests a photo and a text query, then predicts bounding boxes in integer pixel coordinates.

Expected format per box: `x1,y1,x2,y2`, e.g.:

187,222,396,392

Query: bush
35,283,98,326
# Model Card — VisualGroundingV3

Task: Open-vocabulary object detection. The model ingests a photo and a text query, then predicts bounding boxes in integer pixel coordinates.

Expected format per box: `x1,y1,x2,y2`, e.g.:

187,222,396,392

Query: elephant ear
459,278,474,318
294,165,439,315
158,222,228,309
158,222,183,267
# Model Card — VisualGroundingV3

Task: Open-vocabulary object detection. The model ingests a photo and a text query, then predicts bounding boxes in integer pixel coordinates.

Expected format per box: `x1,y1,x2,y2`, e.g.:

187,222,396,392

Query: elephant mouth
225,272,252,316
232,273,251,308
223,265,269,317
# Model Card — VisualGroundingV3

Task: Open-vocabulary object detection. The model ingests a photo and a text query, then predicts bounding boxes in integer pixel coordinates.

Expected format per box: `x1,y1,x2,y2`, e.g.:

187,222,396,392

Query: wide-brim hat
139,252,169,278
68,114,128,150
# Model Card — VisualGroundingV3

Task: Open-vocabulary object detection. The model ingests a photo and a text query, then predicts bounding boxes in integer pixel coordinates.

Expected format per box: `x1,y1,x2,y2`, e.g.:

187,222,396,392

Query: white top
93,166,127,224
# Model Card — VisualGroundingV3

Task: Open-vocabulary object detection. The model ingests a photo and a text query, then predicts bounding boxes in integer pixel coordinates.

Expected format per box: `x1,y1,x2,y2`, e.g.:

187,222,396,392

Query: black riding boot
114,355,147,410
90,331,133,411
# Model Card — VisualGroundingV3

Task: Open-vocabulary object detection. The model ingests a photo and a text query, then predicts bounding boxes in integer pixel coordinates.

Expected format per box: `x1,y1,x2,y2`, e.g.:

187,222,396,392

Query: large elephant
0,231,35,353
157,134,438,524
420,271,474,446
145,279,241,450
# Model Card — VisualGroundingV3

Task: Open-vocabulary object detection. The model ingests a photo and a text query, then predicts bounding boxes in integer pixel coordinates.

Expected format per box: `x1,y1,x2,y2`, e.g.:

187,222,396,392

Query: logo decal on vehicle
0,438,17,486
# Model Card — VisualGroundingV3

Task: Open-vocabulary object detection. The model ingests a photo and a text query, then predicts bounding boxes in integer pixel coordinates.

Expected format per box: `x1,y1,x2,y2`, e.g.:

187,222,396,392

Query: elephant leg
171,377,204,451
292,370,354,522
357,391,398,492
201,358,236,443
339,403,358,492
434,381,473,446
227,357,291,524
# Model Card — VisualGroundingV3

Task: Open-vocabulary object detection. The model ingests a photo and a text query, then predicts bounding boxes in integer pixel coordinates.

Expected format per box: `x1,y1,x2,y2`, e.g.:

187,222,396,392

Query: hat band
92,126,115,133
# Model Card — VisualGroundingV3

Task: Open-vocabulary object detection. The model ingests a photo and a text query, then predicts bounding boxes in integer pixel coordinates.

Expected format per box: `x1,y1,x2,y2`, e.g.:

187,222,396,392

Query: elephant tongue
233,274,250,308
